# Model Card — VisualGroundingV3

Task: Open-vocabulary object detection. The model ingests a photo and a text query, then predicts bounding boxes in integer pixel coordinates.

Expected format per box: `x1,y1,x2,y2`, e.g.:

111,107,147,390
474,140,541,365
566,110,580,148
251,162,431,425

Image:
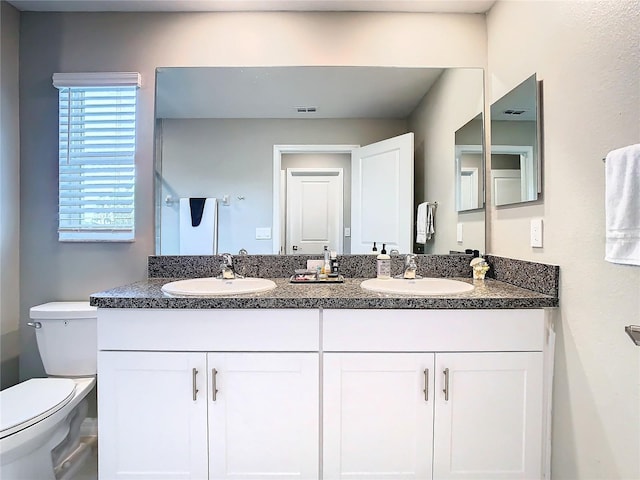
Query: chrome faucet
403,254,418,279
220,253,241,279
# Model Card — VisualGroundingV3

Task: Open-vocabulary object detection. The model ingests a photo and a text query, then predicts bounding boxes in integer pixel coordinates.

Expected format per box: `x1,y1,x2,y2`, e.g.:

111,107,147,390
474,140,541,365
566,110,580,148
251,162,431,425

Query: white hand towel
605,144,640,266
179,198,218,255
426,203,435,240
416,202,427,244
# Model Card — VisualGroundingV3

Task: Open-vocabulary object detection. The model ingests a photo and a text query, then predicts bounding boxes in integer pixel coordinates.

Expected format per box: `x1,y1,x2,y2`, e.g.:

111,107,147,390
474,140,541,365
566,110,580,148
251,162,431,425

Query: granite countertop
89,277,558,310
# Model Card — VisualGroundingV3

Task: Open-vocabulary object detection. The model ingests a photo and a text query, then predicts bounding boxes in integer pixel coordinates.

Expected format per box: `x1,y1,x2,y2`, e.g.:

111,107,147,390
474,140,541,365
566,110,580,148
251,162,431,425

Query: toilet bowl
0,302,97,480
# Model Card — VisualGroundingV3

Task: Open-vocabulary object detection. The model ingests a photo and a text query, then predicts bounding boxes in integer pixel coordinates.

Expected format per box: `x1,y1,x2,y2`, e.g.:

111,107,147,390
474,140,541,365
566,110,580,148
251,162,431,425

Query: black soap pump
372,242,378,253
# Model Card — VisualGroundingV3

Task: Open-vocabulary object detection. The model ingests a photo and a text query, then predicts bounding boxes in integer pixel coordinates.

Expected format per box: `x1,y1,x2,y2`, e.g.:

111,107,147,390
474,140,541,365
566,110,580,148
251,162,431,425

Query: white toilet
0,302,98,480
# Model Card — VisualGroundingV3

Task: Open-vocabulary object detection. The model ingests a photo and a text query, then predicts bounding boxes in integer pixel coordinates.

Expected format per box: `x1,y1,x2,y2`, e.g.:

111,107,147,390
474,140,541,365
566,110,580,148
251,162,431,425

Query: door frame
490,145,535,202
273,145,358,254
285,167,344,255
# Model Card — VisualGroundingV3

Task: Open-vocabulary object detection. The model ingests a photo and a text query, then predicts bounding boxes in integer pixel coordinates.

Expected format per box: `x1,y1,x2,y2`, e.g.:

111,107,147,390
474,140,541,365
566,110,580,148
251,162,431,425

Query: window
53,72,140,242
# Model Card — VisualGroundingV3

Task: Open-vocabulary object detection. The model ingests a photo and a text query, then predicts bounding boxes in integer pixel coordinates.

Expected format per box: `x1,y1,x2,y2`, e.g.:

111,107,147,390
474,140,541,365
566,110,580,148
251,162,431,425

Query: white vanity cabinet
98,350,209,479
97,309,320,480
97,307,552,480
323,353,436,479
322,309,550,480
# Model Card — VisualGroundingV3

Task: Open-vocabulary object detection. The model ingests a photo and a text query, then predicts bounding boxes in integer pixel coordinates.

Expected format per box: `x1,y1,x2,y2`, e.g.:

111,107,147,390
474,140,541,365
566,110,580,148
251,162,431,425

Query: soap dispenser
321,246,330,279
376,243,391,279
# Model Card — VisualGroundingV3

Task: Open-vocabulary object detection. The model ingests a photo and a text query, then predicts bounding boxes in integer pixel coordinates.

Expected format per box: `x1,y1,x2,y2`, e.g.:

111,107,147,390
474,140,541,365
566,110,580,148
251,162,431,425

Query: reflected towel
416,202,435,244
180,198,218,255
605,144,640,266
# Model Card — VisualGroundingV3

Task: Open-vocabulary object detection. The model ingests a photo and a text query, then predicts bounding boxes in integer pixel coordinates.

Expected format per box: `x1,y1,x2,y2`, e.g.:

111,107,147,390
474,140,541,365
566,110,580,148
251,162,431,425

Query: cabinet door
323,353,435,479
98,351,209,479
208,353,319,479
433,352,543,479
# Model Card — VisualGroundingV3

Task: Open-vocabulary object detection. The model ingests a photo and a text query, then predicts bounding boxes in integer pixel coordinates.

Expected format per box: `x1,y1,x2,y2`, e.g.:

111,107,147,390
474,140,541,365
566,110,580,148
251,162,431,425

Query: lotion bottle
376,243,391,279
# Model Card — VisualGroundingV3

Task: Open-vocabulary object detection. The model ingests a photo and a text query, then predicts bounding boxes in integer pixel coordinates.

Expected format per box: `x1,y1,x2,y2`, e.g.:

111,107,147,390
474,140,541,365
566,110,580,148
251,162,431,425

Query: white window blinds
53,72,141,242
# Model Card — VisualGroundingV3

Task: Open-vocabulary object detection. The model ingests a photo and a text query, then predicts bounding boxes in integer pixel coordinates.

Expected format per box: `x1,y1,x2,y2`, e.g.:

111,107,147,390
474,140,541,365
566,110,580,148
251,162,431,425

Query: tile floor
73,448,98,480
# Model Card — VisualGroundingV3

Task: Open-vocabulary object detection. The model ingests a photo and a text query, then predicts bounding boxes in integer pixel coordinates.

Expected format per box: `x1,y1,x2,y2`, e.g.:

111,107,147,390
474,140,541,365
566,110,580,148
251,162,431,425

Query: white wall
160,117,406,255
487,1,640,478
18,11,487,378
0,0,20,389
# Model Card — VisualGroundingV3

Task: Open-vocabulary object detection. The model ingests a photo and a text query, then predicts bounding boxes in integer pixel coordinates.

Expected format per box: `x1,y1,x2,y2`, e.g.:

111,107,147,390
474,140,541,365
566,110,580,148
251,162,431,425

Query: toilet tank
30,302,97,376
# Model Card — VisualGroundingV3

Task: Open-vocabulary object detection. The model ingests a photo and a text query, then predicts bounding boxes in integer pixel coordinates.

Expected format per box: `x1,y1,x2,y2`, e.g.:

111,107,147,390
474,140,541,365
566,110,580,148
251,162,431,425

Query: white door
459,168,479,210
286,168,343,254
208,353,319,479
98,351,209,479
351,133,414,253
491,169,523,206
433,352,544,479
323,353,435,479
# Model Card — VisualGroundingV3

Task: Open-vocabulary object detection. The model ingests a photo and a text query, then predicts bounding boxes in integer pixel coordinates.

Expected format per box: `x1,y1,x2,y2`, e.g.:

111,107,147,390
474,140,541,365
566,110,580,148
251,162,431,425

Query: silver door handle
423,368,429,401
192,368,199,401
443,368,450,401
212,368,218,401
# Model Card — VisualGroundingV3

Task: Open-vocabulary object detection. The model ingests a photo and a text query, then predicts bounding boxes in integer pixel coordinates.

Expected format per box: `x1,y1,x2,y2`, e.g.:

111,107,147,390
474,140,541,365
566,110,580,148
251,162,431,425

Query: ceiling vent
503,109,527,115
295,106,317,113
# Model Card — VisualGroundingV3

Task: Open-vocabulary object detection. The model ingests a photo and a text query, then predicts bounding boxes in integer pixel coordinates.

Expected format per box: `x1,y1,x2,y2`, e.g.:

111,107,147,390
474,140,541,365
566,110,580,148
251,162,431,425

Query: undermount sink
161,277,277,296
360,277,474,296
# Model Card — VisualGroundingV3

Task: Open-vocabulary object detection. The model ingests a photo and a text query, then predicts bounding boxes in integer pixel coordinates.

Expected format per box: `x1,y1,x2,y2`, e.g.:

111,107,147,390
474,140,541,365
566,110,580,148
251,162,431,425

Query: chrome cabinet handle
192,368,199,401
423,369,429,401
212,368,218,401
443,368,450,401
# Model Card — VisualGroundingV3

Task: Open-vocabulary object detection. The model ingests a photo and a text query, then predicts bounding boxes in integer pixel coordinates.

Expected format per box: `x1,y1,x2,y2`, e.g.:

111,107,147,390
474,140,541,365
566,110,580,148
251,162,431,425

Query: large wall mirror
154,66,485,255
490,74,542,206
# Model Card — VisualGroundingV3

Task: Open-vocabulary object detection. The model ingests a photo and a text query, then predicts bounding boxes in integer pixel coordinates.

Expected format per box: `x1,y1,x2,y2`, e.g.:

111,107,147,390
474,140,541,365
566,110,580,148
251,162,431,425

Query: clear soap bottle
376,243,391,279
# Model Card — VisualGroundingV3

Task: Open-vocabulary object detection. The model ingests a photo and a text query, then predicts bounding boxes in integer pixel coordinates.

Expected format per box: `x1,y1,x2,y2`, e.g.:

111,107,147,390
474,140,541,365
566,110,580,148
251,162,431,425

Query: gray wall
410,68,486,254
160,118,405,255
18,11,486,379
1,0,20,389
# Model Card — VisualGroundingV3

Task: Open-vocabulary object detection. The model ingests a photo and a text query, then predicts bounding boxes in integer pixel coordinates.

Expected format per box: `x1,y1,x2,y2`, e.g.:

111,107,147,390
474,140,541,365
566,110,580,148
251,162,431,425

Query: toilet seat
0,378,76,439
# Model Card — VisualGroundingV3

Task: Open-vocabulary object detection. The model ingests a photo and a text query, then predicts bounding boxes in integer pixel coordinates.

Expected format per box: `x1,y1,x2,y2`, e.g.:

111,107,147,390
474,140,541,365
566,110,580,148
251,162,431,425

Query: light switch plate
530,219,543,248
255,227,272,240
344,227,351,237
456,223,463,243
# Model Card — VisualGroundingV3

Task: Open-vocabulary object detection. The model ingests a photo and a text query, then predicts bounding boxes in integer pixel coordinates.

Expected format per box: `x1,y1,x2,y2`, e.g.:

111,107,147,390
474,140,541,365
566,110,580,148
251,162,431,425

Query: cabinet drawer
323,309,546,352
98,309,319,351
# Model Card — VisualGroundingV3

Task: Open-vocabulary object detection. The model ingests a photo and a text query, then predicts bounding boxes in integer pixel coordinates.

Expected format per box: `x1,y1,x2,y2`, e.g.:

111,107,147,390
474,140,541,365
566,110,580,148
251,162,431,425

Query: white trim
454,144,484,212
272,144,358,254
285,167,344,254
53,72,141,89
491,145,535,202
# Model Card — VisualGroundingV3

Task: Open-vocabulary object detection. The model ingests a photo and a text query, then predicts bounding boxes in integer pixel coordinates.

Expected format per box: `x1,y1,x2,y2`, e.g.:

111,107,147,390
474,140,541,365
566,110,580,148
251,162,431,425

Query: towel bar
625,325,640,345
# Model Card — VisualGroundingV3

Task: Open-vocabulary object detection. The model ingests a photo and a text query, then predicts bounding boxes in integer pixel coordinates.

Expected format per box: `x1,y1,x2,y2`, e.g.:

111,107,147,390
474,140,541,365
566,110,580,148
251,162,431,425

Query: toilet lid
0,378,76,439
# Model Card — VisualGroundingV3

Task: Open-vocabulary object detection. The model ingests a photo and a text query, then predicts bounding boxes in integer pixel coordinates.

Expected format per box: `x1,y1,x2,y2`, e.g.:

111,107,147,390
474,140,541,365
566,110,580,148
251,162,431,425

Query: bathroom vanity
91,255,558,480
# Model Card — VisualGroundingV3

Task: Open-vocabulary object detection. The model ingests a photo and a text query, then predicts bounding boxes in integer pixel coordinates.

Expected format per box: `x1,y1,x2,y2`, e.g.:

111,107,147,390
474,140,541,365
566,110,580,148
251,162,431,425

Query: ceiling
7,0,496,13
156,66,446,119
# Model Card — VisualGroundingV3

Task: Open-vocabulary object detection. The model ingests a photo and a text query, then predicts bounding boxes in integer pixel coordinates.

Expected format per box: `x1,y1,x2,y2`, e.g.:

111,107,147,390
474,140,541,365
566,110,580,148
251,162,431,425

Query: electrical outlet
344,227,351,237
530,219,543,248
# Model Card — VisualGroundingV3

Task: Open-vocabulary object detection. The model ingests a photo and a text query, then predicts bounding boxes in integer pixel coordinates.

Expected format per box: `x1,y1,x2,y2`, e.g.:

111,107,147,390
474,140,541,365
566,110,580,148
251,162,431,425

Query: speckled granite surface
485,255,560,298
90,277,558,310
148,254,476,280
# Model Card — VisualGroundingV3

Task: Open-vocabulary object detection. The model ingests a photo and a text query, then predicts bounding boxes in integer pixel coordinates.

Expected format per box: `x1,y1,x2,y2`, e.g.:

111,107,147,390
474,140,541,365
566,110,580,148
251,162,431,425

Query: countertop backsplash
147,253,559,299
